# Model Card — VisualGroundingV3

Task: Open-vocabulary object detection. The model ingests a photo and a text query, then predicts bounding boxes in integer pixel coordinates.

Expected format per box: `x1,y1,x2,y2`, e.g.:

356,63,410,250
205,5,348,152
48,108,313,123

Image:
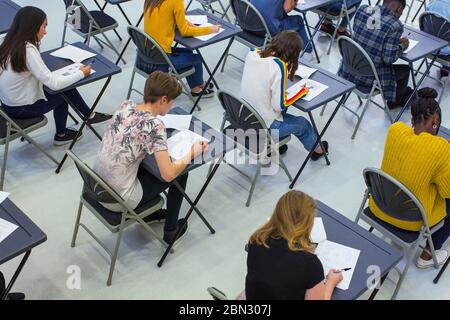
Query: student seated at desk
246,190,343,300
426,0,450,79
0,6,111,146
318,0,363,38
241,31,328,158
338,0,413,110
249,0,313,55
370,88,450,269
94,71,208,245
141,0,220,98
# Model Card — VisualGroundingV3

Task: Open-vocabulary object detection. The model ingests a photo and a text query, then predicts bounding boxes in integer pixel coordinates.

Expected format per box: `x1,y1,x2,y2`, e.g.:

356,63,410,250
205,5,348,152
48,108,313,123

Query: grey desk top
41,42,122,95
316,201,403,300
291,58,355,112
402,25,449,62
0,199,47,265
0,0,20,35
174,9,242,50
294,0,336,12
141,107,236,181
439,126,450,140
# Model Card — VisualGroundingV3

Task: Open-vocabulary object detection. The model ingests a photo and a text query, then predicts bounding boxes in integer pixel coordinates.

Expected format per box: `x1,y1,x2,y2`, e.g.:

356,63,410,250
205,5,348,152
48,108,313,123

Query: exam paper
50,45,97,63
167,130,209,160
0,217,18,243
287,79,328,101
315,240,360,290
186,15,208,25
296,0,306,6
157,114,192,130
194,23,225,41
311,217,327,244
52,63,95,77
295,65,317,79
403,39,419,54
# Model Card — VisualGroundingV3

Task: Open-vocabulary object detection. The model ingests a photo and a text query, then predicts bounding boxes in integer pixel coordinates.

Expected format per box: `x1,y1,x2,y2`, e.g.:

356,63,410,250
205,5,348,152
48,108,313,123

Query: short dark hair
384,0,406,8
411,87,441,125
143,71,182,104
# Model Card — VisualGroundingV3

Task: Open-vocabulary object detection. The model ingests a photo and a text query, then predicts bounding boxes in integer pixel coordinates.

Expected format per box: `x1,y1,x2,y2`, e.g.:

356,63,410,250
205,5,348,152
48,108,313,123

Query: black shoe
311,141,329,161
319,21,335,36
191,88,215,99
87,112,112,125
143,209,166,225
279,144,288,155
440,68,449,80
6,292,25,300
163,219,188,245
53,128,83,146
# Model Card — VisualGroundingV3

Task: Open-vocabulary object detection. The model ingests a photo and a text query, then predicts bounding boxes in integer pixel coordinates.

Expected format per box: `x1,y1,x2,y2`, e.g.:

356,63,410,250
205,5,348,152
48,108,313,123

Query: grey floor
1,0,449,299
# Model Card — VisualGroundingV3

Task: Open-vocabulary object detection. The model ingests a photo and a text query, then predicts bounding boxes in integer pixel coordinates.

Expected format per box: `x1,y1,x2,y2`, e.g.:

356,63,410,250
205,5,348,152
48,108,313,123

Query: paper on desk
50,44,97,63
157,114,192,130
287,78,328,101
315,240,360,290
0,191,9,204
296,0,306,6
403,39,419,54
295,65,317,79
0,217,18,243
194,23,225,41
186,15,208,25
311,217,327,244
167,129,209,160
52,63,96,77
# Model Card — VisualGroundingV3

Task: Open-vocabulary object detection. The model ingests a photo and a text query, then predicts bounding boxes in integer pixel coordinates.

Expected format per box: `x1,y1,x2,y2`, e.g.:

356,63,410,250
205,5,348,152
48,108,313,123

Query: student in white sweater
0,6,111,145
241,31,328,159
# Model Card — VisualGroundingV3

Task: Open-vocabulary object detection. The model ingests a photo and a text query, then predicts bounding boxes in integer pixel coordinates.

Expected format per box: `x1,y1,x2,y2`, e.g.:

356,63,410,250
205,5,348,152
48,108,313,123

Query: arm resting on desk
382,26,404,64
154,150,190,182
174,1,212,37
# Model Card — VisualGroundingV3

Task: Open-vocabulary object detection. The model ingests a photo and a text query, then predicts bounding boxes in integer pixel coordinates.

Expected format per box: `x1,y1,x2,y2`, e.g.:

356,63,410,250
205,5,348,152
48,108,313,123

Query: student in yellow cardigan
141,0,221,98
370,88,450,269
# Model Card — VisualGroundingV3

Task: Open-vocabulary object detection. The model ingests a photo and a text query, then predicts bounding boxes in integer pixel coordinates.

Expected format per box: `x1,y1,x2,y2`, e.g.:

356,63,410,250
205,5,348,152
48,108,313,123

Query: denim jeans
281,15,313,53
269,113,318,151
320,0,362,28
431,199,450,250
137,47,204,89
1,89,91,135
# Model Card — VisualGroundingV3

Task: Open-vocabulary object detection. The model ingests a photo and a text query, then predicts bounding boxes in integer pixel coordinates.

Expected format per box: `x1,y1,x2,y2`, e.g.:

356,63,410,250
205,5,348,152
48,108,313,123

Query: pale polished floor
1,0,449,300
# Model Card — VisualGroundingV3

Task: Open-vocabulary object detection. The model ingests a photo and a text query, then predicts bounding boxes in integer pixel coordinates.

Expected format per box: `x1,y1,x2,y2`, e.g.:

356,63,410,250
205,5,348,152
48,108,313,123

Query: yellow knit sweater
144,0,212,54
369,122,450,231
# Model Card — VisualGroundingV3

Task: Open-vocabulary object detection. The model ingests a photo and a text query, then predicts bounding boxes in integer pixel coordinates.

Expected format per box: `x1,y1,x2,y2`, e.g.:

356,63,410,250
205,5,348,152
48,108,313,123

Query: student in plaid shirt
338,0,413,109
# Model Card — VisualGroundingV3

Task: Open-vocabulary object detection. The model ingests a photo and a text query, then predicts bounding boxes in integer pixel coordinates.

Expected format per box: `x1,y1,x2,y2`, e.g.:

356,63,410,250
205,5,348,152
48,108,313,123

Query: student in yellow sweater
141,0,220,97
370,88,450,269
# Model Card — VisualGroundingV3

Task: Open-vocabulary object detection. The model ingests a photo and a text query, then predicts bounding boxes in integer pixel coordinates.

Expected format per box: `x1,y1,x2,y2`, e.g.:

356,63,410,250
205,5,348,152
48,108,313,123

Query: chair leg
327,17,341,55
355,190,369,223
127,69,136,99
220,49,231,73
246,163,261,207
438,75,449,104
426,232,441,268
93,36,105,50
0,124,11,191
278,155,292,181
351,97,371,140
100,31,126,65
404,0,413,24
70,201,84,248
392,242,420,300
107,215,126,286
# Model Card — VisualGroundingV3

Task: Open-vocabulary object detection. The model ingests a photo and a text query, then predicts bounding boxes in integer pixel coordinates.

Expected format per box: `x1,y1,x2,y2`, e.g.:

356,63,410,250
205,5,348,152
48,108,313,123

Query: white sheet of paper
157,114,192,130
194,23,225,41
315,240,360,290
52,62,96,77
50,45,97,63
287,79,328,101
0,217,18,243
295,65,317,79
186,15,208,25
296,0,306,6
0,191,9,204
403,39,419,54
167,130,209,160
311,217,327,244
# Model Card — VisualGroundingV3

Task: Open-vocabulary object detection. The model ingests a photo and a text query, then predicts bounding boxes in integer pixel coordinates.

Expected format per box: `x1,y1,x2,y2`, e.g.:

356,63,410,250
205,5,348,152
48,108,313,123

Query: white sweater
240,50,306,127
0,43,84,106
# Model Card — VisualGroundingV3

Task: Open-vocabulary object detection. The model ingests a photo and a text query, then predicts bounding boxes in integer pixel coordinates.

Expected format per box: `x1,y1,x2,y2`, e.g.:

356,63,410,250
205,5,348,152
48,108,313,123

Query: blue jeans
282,15,312,53
269,113,318,151
137,47,204,89
320,0,362,28
431,199,450,250
1,89,91,135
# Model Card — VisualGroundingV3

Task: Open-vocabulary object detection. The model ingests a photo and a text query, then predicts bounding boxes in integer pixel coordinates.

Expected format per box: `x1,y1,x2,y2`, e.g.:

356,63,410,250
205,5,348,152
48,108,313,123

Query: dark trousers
388,64,413,109
137,167,188,232
0,271,4,298
431,199,450,250
1,89,91,135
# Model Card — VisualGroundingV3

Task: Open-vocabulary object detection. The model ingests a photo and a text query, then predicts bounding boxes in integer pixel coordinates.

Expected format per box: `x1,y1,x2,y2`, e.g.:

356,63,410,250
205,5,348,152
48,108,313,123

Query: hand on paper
79,65,92,77
210,24,221,33
400,37,409,49
190,140,208,159
326,269,343,286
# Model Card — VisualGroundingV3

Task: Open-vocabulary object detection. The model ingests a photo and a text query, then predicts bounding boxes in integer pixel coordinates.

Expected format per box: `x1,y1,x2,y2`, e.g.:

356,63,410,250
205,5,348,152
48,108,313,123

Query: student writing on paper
370,88,450,269
339,0,413,110
0,7,111,146
94,72,208,245
246,190,343,300
142,0,220,98
241,31,328,160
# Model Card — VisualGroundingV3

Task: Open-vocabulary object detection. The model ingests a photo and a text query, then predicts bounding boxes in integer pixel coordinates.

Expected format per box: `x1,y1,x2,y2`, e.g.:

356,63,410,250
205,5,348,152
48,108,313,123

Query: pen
88,58,96,67
334,268,352,272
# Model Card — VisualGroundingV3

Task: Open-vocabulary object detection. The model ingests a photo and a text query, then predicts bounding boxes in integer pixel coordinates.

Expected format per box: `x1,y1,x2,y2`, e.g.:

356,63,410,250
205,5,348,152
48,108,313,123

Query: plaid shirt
338,5,405,102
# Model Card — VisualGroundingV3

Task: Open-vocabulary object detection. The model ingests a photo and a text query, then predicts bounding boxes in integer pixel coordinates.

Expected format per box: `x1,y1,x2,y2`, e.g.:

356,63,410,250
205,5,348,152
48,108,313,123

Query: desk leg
197,50,221,89
307,111,330,166
157,160,222,267
117,4,133,26
409,62,417,92
394,55,437,122
189,38,235,114
114,13,145,65
289,93,349,189
1,250,31,300
301,12,320,64
368,273,388,300
434,256,450,284
55,77,112,174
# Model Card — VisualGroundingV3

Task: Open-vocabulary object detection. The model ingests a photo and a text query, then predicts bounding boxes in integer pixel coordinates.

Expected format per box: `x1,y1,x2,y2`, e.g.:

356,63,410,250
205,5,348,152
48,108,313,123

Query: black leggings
388,64,413,108
136,167,188,232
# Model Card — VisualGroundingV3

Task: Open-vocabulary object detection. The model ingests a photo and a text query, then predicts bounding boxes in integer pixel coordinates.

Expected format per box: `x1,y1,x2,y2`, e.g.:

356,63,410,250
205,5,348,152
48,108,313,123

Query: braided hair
411,88,441,126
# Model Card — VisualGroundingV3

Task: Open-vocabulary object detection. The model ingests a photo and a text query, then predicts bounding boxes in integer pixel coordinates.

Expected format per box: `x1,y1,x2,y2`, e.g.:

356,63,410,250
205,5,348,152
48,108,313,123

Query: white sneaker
416,249,448,269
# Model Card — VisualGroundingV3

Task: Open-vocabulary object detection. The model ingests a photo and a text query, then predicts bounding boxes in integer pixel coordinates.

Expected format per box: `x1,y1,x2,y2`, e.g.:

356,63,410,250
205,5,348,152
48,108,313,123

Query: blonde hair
249,190,316,253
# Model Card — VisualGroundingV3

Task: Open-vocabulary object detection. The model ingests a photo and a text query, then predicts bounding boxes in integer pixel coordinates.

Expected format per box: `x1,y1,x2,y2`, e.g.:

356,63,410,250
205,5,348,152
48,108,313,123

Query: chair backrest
127,26,174,67
419,12,450,46
363,168,429,228
230,0,271,36
63,0,93,29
